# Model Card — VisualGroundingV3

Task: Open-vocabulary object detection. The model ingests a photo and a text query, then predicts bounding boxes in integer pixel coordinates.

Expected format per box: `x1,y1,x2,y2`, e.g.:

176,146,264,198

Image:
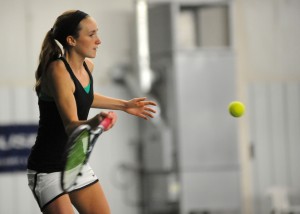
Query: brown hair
34,10,89,95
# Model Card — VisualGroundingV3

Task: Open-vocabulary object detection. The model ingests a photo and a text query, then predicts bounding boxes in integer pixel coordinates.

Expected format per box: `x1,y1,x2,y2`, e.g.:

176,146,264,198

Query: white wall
234,0,300,213
0,1,141,213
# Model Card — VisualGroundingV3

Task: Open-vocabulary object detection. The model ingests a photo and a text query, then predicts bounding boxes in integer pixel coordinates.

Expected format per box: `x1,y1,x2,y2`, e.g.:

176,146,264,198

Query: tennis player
27,10,157,214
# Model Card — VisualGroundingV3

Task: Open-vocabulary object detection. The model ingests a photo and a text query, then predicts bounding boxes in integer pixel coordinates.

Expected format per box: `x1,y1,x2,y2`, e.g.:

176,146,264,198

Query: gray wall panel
175,50,238,169
181,171,241,213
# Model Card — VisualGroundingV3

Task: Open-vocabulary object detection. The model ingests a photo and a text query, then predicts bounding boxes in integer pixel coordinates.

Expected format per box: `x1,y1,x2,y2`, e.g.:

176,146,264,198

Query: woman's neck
64,52,85,74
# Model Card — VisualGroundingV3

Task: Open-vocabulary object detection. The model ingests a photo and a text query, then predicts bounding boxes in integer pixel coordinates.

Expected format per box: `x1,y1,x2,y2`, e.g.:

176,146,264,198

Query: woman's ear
66,36,76,47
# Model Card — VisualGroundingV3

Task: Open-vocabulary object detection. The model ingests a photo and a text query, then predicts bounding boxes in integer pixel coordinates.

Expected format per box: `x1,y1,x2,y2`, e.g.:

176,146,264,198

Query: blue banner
0,124,38,172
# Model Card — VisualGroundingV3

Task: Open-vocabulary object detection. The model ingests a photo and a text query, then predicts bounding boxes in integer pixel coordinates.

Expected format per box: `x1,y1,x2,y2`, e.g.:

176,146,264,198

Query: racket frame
61,125,103,191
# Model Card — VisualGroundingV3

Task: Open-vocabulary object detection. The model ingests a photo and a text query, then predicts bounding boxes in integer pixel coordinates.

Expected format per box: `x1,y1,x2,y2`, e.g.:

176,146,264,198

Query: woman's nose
96,37,101,45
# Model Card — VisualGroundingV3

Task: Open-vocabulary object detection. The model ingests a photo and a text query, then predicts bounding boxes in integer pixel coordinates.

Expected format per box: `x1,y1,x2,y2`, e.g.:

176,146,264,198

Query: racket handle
99,117,112,130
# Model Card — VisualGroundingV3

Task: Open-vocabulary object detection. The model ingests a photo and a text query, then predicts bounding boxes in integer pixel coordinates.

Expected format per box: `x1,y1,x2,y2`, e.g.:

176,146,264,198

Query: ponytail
34,29,63,95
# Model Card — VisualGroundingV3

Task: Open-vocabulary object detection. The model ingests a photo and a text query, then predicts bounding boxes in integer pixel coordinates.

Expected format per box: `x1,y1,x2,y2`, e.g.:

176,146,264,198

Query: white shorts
27,163,98,211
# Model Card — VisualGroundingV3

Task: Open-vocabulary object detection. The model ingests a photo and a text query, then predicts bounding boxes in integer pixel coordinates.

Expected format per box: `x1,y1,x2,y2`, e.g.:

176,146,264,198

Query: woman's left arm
85,59,157,120
92,93,157,120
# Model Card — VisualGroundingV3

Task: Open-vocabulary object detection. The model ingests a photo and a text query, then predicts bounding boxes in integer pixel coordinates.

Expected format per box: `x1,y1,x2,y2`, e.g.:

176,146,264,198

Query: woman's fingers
133,97,157,106
145,101,157,106
97,111,117,130
143,111,154,119
106,111,117,130
144,107,156,113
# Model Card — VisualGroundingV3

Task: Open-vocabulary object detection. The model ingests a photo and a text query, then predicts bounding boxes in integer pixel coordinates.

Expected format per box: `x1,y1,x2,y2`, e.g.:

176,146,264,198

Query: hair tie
53,39,64,57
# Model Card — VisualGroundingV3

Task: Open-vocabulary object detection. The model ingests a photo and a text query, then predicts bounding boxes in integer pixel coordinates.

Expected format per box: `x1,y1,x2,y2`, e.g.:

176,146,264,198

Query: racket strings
62,119,111,191
66,132,88,169
62,130,91,190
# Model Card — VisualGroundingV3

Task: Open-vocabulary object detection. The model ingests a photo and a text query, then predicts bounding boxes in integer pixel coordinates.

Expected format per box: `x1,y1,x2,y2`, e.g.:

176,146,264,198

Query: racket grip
99,117,112,130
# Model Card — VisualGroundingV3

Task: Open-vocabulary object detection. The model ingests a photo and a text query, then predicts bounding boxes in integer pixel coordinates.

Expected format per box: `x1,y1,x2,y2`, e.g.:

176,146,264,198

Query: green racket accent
65,130,89,171
62,118,112,191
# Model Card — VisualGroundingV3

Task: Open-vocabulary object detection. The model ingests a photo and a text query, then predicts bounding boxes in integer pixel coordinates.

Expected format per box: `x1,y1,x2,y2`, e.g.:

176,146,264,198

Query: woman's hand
101,111,117,131
124,97,157,120
89,111,117,131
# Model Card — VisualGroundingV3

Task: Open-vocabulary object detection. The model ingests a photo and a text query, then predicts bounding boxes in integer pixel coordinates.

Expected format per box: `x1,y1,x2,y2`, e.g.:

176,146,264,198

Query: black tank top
27,57,94,172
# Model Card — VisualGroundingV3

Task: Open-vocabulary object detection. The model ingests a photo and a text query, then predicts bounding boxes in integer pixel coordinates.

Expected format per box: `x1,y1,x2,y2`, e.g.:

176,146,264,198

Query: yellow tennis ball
228,101,245,117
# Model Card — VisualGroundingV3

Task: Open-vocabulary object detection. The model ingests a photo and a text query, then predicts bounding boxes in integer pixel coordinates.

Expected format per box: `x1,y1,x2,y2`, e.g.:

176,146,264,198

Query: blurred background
0,0,300,213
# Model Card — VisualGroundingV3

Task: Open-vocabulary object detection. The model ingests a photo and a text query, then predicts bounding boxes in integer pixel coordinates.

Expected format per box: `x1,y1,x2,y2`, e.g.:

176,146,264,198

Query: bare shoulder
46,59,75,93
47,59,71,80
84,58,95,73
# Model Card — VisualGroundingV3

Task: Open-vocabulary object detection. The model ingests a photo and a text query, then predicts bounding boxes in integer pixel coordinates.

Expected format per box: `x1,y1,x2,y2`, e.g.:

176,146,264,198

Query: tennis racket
61,117,112,191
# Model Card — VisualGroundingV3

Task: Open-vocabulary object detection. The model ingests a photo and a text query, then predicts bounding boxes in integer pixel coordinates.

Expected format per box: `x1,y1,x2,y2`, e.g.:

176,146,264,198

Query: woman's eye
89,32,98,38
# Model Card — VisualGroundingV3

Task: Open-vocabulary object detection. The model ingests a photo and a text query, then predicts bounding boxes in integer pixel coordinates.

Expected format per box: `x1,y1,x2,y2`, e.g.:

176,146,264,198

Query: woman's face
74,17,101,58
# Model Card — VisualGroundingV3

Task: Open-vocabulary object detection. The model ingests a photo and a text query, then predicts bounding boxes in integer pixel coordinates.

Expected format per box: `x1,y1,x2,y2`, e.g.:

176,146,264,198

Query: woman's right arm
45,61,116,135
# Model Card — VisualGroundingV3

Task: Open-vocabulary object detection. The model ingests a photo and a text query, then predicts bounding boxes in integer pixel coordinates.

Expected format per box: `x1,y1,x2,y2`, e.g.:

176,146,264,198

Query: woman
27,10,157,214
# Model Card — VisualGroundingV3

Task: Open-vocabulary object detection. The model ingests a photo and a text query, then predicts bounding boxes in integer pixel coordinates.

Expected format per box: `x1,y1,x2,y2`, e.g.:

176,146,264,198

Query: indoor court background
0,0,300,214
